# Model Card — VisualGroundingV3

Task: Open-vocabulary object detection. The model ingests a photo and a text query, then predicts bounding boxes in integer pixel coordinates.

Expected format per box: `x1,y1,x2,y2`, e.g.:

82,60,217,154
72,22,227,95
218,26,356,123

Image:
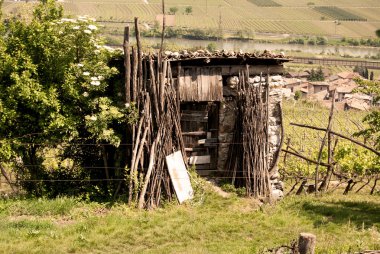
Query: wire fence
282,101,371,162
0,101,378,193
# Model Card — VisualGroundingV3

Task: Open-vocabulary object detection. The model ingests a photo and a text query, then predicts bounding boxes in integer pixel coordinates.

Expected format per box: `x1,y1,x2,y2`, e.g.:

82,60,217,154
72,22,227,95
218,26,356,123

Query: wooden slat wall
178,67,223,102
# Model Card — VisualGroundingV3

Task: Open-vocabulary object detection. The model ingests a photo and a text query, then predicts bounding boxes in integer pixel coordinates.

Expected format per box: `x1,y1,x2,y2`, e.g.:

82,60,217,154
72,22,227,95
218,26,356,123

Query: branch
290,123,380,156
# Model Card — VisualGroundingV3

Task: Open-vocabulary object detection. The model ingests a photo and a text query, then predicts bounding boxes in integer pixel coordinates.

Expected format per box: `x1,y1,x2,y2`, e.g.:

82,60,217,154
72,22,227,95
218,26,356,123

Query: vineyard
314,6,367,21
247,0,281,7
2,0,380,38
281,100,379,196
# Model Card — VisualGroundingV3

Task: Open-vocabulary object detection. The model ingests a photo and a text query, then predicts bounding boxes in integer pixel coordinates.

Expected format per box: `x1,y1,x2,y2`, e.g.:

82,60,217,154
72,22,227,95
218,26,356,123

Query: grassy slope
0,191,379,254
2,0,380,38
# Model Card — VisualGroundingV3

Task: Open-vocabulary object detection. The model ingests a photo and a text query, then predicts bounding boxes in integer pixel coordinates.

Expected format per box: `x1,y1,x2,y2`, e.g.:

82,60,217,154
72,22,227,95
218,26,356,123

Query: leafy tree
354,78,380,149
0,0,136,197
207,42,217,52
294,90,302,100
308,66,324,81
185,6,193,15
169,7,178,15
376,29,380,38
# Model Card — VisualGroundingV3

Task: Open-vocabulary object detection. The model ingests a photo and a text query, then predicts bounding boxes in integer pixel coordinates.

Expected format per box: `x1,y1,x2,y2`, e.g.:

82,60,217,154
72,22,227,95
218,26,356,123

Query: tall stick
138,135,159,209
134,17,143,92
0,163,16,193
128,115,145,204
291,123,380,156
123,26,131,103
314,90,335,195
159,0,166,56
132,47,138,102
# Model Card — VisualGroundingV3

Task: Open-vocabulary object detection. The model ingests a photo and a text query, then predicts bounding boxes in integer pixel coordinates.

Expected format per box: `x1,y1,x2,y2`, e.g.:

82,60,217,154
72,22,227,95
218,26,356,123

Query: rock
270,172,280,180
271,75,283,82
226,76,239,88
272,189,284,200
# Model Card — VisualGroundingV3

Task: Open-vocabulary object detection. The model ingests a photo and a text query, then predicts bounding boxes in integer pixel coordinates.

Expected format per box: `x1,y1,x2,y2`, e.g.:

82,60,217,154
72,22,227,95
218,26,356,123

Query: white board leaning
166,151,194,204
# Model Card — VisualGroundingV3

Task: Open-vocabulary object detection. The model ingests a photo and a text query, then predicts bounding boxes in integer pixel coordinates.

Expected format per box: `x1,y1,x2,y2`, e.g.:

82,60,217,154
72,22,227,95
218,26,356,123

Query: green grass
0,192,379,253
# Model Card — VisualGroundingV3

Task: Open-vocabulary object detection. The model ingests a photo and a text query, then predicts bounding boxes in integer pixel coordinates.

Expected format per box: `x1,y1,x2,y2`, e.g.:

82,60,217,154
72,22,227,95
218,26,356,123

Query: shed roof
148,50,291,66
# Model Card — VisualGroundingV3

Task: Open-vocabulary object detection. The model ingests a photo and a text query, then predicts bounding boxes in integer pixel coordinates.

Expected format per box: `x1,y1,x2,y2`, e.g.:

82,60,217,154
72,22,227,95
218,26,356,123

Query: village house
309,81,330,94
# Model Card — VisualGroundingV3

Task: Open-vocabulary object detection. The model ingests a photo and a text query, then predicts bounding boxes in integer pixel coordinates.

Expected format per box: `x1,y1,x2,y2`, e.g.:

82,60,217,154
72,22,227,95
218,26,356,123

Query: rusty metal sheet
166,151,194,204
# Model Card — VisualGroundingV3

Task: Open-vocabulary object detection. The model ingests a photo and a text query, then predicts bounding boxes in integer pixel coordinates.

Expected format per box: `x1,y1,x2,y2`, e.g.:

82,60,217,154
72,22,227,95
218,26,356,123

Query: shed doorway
180,102,219,176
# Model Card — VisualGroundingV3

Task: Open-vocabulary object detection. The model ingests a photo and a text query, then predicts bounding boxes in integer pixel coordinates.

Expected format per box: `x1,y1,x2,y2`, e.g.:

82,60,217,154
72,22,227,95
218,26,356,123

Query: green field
0,191,379,253
2,0,380,39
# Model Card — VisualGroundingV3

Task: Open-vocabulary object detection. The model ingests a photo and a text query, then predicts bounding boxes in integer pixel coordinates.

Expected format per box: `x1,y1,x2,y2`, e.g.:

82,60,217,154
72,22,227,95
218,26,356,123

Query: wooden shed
158,50,290,176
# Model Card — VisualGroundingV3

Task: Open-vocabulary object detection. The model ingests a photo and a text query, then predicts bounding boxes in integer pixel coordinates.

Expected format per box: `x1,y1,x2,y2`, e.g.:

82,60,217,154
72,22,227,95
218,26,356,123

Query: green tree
354,78,380,149
0,0,136,197
294,90,302,100
376,29,380,38
308,66,324,81
185,6,193,15
169,6,178,15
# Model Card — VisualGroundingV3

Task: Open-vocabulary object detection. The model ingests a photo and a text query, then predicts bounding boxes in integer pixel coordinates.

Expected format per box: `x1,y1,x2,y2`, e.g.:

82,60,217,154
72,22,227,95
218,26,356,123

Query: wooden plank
183,131,207,136
201,68,209,101
185,147,208,152
216,68,223,100
181,115,208,122
184,69,191,101
166,151,194,204
196,67,202,102
178,67,185,100
198,138,218,144
191,68,198,101
209,68,216,100
181,110,208,115
189,155,211,165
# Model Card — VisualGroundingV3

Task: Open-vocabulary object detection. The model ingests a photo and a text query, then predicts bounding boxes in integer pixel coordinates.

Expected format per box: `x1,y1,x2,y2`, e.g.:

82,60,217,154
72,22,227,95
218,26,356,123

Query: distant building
286,71,310,79
309,81,330,94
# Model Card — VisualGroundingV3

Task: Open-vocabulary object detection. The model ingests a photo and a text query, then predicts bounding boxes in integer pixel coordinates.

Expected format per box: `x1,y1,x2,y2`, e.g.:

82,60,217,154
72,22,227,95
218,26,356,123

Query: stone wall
217,76,285,199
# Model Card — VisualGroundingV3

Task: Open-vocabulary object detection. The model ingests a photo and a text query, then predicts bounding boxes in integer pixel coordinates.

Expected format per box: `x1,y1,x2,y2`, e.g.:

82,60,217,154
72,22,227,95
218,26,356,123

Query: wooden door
180,102,219,176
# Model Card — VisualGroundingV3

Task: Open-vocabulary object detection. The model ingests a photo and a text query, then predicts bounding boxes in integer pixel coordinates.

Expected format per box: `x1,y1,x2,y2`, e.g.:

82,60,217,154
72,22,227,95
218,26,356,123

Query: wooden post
159,0,166,56
138,136,159,209
0,163,16,193
132,47,138,102
298,233,316,254
290,123,380,156
124,26,131,103
134,17,143,93
283,138,291,165
314,90,335,195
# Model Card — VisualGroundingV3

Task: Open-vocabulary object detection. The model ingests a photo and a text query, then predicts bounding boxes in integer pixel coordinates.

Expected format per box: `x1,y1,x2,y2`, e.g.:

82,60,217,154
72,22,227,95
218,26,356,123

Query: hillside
2,0,380,40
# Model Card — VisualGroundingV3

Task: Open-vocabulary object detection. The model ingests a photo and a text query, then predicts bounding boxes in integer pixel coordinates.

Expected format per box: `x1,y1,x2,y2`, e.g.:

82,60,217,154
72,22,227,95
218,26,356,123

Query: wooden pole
298,233,316,254
290,123,380,156
128,115,145,204
314,91,335,195
281,148,330,167
283,138,291,165
134,17,143,92
124,26,131,103
159,0,166,56
138,136,159,209
0,163,16,193
132,47,138,102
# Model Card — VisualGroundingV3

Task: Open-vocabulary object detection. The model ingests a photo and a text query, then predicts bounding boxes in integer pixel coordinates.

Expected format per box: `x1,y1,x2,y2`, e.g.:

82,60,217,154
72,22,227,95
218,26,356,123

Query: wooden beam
189,155,211,165
290,123,380,156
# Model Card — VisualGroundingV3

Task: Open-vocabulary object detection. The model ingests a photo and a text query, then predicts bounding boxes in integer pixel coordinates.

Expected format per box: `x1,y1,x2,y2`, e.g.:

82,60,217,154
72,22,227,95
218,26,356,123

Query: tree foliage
308,66,324,81
354,78,380,150
0,0,136,198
